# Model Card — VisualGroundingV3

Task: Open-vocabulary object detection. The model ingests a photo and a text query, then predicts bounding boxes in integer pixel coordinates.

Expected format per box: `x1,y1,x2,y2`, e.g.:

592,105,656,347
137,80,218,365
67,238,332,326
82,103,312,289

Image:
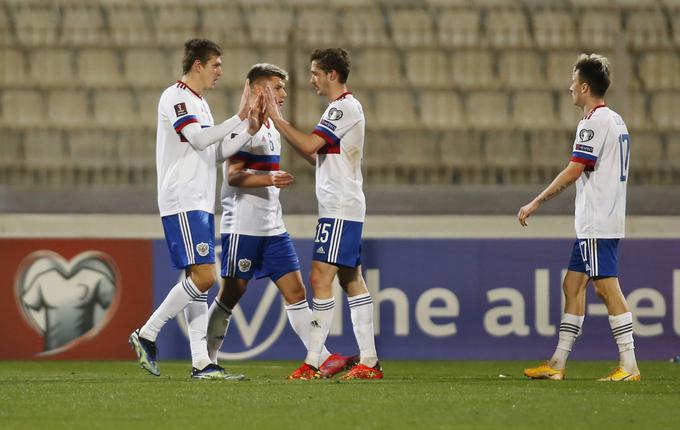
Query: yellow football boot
597,367,641,382
523,362,565,380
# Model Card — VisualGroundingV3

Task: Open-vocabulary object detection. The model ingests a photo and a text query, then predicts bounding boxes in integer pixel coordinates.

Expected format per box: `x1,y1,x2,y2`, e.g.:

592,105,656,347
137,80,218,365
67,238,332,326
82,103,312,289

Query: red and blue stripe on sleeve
312,124,341,154
173,115,199,134
570,151,597,171
230,151,280,171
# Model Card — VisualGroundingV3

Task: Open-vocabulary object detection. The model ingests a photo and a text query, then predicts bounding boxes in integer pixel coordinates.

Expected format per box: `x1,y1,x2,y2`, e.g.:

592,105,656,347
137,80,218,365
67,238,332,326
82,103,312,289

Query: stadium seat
580,11,619,49
390,8,435,48
78,49,124,87
546,52,577,89
23,130,68,184
439,130,484,168
152,5,199,47
198,7,249,47
216,48,259,88
419,90,466,130
67,130,120,185
293,89,327,131
340,8,390,47
107,4,154,46
0,130,23,172
638,52,680,90
533,9,577,49
350,49,403,88
2,89,45,127
296,9,339,46
47,90,90,128
93,90,137,127
651,92,680,130
673,11,680,48
437,8,481,48
485,9,533,48
391,130,441,169
631,132,664,170
528,130,573,170
498,51,545,89
256,48,290,74
405,50,449,89
204,89,234,124
484,131,529,170
558,92,583,129
29,49,76,88
623,92,650,131
666,133,680,170
512,91,556,129
0,7,12,46
247,7,293,47
626,10,671,50
467,92,511,129
60,4,107,46
136,89,160,128
0,48,29,88
374,90,420,130
124,49,172,88
450,51,496,89
13,4,58,46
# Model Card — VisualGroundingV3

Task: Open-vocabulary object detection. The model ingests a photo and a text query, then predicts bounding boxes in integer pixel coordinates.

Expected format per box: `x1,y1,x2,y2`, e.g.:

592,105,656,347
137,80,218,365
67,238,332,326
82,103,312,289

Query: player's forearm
271,117,320,156
289,141,316,165
217,130,254,162
534,166,581,205
228,172,273,188
184,115,246,151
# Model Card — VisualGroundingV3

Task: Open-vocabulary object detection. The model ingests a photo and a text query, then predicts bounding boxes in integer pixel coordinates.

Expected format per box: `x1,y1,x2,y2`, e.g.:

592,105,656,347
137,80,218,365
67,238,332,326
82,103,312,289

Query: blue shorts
568,238,619,278
161,210,215,269
312,218,363,268
221,232,300,281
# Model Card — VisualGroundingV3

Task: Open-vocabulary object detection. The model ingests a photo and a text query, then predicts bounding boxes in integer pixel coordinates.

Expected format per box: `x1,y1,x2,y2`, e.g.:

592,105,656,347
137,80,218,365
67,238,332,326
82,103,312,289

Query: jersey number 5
618,134,631,182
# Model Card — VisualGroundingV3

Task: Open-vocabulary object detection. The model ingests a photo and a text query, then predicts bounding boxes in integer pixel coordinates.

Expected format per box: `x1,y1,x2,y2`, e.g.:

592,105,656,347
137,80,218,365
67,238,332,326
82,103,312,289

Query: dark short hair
573,53,611,97
310,48,351,84
246,63,288,85
182,38,222,74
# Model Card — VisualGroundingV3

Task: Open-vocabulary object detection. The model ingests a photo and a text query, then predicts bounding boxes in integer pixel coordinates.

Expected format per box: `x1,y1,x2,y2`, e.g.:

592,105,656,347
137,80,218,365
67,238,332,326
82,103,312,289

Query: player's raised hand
237,79,251,120
518,200,539,227
263,86,283,121
271,170,294,188
247,93,266,135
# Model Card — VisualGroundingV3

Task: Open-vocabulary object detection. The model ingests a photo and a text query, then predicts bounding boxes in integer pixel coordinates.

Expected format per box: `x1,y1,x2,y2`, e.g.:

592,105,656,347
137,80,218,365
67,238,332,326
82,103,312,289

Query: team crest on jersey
238,258,252,272
196,242,209,257
579,129,594,142
174,102,188,117
327,108,343,121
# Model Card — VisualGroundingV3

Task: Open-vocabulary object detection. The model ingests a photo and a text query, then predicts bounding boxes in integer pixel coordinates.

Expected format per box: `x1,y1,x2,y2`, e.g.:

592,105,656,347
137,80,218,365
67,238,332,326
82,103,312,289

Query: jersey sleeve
570,117,606,171
160,91,202,140
311,100,361,154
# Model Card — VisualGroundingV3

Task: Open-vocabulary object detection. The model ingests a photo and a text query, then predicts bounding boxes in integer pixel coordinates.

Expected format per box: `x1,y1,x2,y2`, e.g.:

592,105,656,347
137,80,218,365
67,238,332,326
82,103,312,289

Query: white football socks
285,299,330,364
206,299,233,364
183,294,212,370
140,277,202,342
550,313,585,370
348,293,378,368
609,312,638,373
304,297,335,369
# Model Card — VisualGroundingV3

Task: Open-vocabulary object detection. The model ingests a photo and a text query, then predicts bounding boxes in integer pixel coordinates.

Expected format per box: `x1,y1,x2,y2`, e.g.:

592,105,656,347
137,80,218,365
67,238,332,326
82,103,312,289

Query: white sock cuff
562,313,583,326
608,312,633,329
312,297,335,311
182,277,202,300
285,299,308,311
347,293,373,309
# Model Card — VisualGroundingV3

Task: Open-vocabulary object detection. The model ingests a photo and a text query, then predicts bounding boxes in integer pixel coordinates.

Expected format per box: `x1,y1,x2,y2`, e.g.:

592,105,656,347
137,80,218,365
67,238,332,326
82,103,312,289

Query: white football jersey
570,105,630,239
220,120,286,236
156,81,216,216
311,92,366,222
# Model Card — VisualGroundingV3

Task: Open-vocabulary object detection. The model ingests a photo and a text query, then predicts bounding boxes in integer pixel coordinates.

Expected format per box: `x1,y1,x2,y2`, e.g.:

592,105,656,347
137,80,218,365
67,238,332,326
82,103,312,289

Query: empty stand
47,89,90,128
390,8,435,48
485,9,533,48
78,49,124,87
467,92,510,129
340,8,390,47
419,90,466,130
437,8,481,48
405,50,450,89
29,48,75,88
60,5,107,46
498,51,545,89
533,9,577,49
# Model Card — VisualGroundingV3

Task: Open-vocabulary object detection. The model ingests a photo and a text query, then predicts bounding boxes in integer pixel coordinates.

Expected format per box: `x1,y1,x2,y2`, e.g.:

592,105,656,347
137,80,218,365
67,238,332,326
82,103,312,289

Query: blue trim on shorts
161,210,215,269
220,232,300,281
312,218,363,268
568,238,619,278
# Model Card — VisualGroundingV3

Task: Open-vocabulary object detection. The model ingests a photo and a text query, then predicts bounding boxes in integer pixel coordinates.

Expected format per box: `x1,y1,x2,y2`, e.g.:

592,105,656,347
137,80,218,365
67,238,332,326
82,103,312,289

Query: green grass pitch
1,360,679,430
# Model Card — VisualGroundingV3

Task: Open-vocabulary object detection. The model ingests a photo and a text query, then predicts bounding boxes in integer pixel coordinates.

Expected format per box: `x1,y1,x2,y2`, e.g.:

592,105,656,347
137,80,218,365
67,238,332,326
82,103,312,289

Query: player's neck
180,75,205,97
582,97,606,115
326,85,349,102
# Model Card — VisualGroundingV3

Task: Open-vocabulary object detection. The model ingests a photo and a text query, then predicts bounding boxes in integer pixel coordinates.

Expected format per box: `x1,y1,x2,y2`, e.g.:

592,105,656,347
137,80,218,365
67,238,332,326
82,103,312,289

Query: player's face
570,69,586,108
310,61,330,96
199,55,222,90
262,76,287,107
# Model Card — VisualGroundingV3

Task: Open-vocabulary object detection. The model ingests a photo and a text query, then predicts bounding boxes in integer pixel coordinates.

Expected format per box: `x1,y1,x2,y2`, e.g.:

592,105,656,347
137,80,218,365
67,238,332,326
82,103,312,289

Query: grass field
1,360,679,430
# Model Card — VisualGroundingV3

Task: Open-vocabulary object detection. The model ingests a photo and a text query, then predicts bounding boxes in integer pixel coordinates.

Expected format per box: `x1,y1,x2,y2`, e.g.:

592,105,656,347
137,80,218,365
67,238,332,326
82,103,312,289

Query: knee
594,284,609,302
191,270,217,292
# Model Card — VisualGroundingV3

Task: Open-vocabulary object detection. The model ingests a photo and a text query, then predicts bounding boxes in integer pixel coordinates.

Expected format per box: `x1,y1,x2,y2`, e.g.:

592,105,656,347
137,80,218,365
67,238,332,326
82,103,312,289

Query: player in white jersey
264,49,382,380
129,39,263,380
182,63,356,379
519,54,640,382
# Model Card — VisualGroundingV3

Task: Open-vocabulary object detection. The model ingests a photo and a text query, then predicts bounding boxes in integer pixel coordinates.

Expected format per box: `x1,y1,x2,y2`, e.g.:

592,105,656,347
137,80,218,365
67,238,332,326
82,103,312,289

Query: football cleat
128,329,160,376
191,363,247,380
318,353,359,378
597,367,640,382
340,362,384,380
523,362,565,380
287,363,320,380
